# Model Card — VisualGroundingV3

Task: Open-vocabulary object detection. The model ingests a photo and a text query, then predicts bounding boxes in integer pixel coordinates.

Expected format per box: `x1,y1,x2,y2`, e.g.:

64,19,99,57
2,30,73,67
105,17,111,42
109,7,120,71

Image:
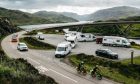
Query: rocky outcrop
0,17,20,36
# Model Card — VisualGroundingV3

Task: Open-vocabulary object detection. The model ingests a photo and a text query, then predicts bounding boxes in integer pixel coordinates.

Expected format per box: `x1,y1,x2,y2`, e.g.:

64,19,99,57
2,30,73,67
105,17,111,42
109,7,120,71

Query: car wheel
124,45,128,48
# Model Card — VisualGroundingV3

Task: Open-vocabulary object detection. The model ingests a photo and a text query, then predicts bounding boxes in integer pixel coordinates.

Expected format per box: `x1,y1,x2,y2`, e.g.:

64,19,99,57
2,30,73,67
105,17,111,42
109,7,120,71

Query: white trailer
55,42,72,58
102,36,131,47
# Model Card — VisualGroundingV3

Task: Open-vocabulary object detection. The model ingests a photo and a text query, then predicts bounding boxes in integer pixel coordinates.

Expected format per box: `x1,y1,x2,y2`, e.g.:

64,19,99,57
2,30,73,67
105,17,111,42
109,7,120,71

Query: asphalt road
1,31,118,84
42,34,140,59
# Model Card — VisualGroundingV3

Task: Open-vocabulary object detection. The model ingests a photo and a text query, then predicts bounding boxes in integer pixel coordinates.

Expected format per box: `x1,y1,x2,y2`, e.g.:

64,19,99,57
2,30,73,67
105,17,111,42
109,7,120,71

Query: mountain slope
89,6,140,21
60,12,90,21
34,11,78,22
0,7,54,25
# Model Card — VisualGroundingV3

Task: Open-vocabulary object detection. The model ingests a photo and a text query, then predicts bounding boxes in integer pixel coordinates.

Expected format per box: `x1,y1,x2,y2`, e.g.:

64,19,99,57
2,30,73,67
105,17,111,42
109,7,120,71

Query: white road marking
27,57,40,65
36,66,49,73
50,69,78,83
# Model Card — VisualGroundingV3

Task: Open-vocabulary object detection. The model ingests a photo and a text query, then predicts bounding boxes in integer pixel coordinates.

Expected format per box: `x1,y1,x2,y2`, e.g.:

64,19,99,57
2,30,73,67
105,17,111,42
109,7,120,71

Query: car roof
18,42,26,45
67,36,76,40
58,42,71,47
98,49,111,51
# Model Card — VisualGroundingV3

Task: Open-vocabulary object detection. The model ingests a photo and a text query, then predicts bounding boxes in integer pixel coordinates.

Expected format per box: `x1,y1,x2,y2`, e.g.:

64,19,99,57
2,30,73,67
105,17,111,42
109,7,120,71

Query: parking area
42,34,140,60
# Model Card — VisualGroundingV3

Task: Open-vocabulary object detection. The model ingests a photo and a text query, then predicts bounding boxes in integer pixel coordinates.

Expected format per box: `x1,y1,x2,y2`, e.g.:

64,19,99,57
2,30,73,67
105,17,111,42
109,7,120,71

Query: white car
17,43,28,51
37,32,45,40
38,35,45,40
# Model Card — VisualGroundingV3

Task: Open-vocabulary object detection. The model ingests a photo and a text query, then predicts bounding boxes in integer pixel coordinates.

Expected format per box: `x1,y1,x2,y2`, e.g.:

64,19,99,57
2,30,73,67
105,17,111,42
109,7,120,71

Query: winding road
1,31,118,84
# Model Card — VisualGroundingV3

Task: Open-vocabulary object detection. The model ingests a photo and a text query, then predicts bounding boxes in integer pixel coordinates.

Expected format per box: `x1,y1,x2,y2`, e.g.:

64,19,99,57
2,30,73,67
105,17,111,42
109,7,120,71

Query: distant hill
0,7,54,25
34,11,78,22
89,6,140,21
59,12,90,21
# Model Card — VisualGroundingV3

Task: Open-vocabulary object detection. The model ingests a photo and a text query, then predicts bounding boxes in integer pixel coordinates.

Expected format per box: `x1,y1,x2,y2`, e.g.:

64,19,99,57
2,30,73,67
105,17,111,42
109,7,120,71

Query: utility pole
131,50,134,65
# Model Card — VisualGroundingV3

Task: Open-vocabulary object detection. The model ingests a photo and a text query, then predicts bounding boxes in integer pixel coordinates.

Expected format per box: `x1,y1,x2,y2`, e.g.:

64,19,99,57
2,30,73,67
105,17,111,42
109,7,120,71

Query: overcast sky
0,0,140,15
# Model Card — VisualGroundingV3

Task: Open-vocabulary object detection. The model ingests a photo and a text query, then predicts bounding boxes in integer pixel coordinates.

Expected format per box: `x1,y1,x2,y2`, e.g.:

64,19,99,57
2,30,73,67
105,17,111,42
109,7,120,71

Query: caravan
102,36,131,47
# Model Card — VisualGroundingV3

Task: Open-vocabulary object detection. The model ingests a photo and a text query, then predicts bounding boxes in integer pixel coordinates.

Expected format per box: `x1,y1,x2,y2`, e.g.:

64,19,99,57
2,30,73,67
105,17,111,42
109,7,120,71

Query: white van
55,42,72,58
77,33,96,42
66,36,77,48
102,36,131,47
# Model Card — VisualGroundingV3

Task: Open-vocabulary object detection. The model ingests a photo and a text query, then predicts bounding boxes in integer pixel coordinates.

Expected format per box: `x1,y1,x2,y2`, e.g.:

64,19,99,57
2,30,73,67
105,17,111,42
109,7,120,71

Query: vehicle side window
122,40,126,43
116,40,120,42
103,50,107,53
89,35,91,38
104,39,107,41
65,47,68,51
81,35,85,37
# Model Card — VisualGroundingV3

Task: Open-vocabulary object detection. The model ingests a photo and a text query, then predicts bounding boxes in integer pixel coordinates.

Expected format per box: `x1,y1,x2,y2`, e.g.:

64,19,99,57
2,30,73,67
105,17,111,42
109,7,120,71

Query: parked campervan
64,31,77,40
77,33,96,42
66,36,77,48
102,36,131,47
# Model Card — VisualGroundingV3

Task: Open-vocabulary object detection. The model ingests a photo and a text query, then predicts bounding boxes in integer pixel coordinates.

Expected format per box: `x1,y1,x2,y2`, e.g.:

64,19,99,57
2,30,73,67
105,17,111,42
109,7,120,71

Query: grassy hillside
0,7,54,25
0,7,77,26
34,11,78,22
89,6,140,21
59,12,90,21
0,17,57,84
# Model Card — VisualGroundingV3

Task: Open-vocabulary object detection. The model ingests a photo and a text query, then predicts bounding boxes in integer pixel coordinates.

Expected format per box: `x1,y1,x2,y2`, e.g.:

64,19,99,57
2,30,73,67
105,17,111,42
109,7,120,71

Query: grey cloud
0,0,140,10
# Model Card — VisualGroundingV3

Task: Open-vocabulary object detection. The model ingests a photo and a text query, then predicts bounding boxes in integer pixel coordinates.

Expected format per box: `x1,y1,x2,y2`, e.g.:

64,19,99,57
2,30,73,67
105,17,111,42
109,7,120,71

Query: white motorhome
66,36,77,48
77,33,96,42
55,42,72,58
64,31,77,40
102,36,131,47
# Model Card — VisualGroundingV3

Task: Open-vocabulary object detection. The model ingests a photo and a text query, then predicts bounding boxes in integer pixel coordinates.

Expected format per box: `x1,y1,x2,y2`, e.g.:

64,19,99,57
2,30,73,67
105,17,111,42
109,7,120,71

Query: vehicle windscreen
123,39,129,43
107,50,113,54
70,41,75,44
20,44,26,46
57,47,66,51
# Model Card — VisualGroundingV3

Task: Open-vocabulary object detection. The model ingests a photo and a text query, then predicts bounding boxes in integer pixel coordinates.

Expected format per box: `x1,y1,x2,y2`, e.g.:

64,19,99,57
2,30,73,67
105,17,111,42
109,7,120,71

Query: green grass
131,45,140,50
0,58,58,84
69,54,140,84
131,42,140,50
19,37,56,50
121,56,140,65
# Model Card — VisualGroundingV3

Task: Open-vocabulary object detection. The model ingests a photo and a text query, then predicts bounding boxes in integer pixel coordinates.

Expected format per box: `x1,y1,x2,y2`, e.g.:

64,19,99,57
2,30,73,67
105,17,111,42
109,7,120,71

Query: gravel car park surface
42,34,140,60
